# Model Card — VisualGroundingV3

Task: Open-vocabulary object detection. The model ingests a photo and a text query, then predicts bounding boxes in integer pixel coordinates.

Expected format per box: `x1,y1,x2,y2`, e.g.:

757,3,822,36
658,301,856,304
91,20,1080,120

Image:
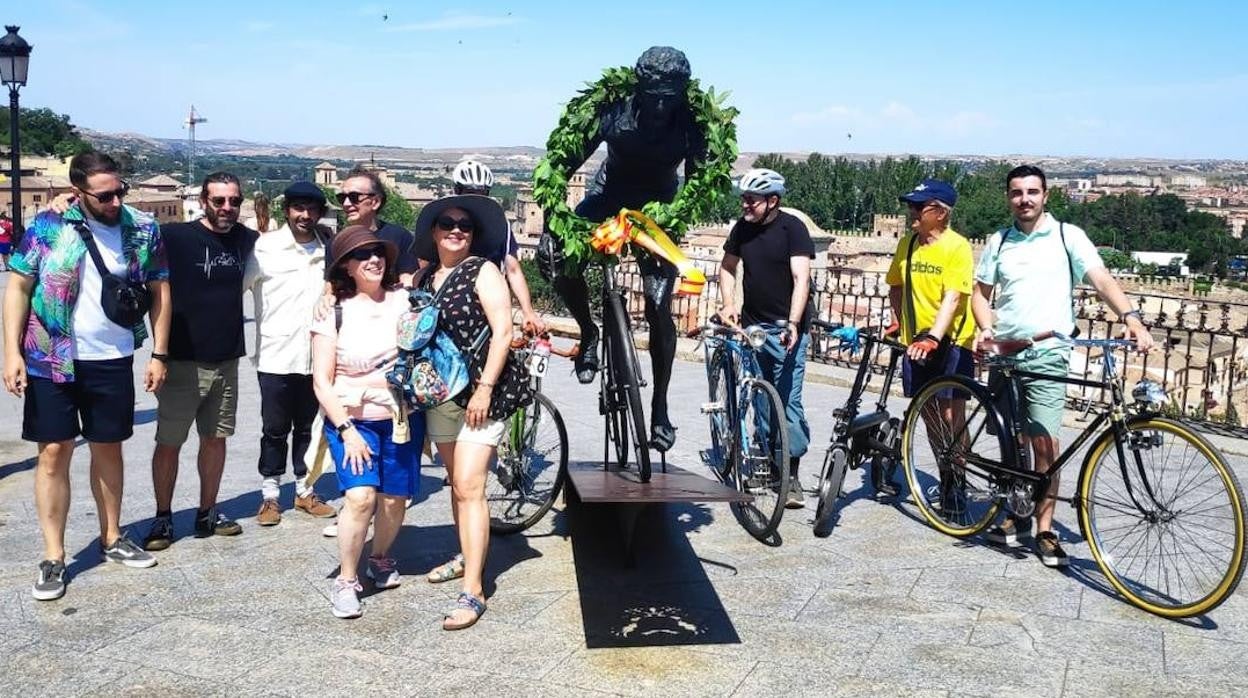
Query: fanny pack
72,218,151,328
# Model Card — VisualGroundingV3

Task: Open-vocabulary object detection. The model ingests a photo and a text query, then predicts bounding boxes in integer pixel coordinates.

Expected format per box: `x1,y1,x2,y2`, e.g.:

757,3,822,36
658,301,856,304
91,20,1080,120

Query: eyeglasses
347,245,385,262
208,196,244,208
436,216,475,233
81,182,130,204
335,191,375,206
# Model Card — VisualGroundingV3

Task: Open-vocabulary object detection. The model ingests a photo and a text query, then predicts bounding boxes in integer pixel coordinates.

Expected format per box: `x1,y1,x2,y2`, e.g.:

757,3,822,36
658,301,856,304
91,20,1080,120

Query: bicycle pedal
700,400,725,414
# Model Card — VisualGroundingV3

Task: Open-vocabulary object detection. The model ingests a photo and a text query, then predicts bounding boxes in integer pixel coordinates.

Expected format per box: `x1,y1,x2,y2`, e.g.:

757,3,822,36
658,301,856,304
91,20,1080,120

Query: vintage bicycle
485,331,574,533
697,318,791,541
900,330,1246,618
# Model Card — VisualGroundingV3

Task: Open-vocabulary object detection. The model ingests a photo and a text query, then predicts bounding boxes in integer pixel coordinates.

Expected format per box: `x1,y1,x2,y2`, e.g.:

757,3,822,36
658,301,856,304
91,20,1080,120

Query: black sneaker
870,458,900,497
103,533,158,568
984,516,1031,546
32,560,66,601
1035,532,1069,568
649,423,677,452
195,508,243,538
143,516,174,551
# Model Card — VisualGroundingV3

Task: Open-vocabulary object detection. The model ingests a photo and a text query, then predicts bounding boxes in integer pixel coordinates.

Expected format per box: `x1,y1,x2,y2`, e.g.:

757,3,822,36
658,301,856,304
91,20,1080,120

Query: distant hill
78,129,1248,177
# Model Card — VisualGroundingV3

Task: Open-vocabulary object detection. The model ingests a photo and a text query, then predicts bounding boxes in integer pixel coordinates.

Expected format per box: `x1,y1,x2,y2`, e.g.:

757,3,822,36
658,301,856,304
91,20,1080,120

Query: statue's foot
574,332,600,384
650,422,677,453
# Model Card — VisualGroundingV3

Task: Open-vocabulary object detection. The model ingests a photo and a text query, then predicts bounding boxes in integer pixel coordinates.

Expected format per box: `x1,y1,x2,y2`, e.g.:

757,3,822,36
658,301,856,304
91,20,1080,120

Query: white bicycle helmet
737,168,786,196
452,160,494,190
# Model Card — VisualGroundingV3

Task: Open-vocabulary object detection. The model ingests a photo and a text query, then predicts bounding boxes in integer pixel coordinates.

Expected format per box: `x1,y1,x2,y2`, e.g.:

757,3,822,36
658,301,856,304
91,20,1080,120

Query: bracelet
150,352,168,363
1121,310,1143,322
478,380,496,388
335,419,355,435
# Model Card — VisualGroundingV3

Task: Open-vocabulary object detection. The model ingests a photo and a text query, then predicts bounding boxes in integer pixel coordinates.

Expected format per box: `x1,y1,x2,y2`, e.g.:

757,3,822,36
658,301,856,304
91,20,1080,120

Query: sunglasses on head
436,215,474,233
335,191,375,205
347,245,385,262
81,181,130,205
208,196,244,208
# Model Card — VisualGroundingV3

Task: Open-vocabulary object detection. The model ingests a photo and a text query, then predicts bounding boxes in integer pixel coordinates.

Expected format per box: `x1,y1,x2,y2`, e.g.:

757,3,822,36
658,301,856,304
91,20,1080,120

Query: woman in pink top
311,226,423,619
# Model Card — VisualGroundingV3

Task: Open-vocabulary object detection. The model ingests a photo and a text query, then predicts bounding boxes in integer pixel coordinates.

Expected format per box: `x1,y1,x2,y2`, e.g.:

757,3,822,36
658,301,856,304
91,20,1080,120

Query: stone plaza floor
1,327,1247,697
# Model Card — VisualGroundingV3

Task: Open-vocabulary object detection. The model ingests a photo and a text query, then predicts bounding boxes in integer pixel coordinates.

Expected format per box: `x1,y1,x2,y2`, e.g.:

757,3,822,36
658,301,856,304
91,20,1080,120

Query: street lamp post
1,25,32,240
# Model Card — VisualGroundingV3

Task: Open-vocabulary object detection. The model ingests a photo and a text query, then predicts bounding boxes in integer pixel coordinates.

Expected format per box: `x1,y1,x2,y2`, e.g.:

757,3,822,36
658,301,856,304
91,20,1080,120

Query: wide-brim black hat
412,194,509,263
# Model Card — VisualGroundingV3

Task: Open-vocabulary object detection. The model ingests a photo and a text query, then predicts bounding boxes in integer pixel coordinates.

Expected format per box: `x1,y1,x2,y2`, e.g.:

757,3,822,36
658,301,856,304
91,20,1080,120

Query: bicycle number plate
529,351,550,378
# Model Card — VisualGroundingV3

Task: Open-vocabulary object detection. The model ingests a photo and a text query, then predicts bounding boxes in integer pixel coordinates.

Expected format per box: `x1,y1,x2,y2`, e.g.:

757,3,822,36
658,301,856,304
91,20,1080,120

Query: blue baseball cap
899,179,957,207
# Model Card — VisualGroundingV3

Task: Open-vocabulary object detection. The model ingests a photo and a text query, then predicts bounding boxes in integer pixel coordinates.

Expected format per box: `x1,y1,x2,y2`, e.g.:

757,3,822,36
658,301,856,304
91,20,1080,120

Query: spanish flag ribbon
589,209,707,297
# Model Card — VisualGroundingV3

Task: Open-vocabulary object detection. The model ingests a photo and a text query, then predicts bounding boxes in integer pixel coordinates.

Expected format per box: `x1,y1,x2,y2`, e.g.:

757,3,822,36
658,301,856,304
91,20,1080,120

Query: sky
8,0,1248,160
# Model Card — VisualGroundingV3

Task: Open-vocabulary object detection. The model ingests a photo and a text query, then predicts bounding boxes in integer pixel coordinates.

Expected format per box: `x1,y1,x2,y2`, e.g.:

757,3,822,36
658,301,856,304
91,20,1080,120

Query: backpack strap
990,221,1077,320
334,301,342,332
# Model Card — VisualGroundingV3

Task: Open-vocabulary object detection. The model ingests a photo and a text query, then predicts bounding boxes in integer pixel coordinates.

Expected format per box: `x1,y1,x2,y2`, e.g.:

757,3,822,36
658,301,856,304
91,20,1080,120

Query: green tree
0,106,92,157
379,185,416,229
1098,247,1134,271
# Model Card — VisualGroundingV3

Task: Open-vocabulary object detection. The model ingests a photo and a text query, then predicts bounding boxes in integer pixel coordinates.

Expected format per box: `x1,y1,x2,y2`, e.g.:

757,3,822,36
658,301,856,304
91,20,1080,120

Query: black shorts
23,356,136,443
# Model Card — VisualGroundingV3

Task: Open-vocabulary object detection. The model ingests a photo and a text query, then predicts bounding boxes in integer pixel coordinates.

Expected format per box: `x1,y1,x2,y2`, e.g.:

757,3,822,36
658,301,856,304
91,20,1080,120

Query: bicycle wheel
901,376,1011,537
603,289,651,480
601,331,629,470
705,348,738,482
731,378,790,541
488,392,569,534
1077,417,1247,618
813,443,849,538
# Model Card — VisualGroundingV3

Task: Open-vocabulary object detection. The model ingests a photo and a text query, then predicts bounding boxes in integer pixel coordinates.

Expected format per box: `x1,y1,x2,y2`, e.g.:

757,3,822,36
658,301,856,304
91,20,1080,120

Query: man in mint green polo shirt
970,164,1152,569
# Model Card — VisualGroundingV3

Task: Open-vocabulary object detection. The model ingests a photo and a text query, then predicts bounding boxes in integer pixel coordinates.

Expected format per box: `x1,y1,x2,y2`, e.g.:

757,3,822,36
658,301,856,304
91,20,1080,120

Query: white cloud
383,11,522,33
880,101,918,124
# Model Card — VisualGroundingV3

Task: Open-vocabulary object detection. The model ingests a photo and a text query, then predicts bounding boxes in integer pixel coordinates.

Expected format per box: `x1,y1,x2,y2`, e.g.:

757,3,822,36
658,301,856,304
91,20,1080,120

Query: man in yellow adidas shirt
885,179,975,508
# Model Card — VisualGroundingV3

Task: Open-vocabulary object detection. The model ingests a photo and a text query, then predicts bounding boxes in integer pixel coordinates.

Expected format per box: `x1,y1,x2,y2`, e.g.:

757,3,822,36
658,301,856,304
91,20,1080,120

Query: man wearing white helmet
718,168,816,508
443,161,545,334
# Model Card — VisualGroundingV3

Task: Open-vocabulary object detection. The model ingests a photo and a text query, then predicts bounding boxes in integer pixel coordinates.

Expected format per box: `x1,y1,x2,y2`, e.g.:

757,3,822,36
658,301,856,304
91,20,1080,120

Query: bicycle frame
980,337,1171,514
700,322,775,470
598,260,652,482
833,331,905,457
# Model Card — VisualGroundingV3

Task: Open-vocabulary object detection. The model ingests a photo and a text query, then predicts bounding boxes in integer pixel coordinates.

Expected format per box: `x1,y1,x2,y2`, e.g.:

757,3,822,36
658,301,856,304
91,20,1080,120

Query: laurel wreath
532,66,739,264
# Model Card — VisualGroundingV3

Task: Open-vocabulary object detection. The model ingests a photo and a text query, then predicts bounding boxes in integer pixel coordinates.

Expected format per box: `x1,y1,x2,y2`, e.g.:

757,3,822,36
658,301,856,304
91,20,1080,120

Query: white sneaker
330,577,363,619
322,522,338,537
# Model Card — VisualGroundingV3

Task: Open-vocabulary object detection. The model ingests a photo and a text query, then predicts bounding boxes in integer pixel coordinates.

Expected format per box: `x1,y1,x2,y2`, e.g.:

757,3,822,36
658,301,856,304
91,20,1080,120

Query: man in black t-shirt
143,172,259,550
718,168,816,509
323,167,417,285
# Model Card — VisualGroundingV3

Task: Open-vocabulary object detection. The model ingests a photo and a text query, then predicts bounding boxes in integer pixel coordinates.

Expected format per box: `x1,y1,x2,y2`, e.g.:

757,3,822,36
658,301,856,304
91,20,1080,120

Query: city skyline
7,1,1248,160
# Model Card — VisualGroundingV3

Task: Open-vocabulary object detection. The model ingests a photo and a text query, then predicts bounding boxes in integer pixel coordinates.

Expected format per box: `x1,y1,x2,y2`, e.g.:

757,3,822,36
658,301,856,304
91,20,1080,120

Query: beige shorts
155,359,239,445
426,400,504,447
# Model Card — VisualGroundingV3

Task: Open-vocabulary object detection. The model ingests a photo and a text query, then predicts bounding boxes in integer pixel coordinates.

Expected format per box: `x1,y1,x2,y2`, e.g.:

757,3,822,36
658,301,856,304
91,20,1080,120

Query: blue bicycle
697,318,791,541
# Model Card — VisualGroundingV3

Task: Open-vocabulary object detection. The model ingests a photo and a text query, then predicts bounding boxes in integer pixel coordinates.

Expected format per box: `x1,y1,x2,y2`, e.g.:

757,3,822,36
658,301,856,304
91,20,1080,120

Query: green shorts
1011,348,1069,438
155,359,239,445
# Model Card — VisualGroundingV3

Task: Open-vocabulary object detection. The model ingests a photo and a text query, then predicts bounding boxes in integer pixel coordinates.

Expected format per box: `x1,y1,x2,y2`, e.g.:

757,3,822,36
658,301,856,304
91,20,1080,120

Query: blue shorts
902,345,975,398
325,417,423,497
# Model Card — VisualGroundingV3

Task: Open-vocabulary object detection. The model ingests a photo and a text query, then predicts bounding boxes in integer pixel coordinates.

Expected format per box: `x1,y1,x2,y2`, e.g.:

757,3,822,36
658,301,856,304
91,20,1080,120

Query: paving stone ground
1,301,1246,696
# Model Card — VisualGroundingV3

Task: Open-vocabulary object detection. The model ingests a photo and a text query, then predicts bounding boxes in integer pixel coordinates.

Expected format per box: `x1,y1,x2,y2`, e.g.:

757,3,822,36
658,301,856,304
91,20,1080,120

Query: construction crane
183,105,207,186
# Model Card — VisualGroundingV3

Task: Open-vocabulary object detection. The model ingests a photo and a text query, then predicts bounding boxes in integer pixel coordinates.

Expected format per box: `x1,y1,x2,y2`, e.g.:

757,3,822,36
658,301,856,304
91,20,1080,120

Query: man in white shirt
243,182,336,524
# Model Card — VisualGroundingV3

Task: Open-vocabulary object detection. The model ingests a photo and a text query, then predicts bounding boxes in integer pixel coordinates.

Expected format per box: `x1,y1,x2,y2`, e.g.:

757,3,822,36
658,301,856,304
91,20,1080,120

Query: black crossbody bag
71,218,152,328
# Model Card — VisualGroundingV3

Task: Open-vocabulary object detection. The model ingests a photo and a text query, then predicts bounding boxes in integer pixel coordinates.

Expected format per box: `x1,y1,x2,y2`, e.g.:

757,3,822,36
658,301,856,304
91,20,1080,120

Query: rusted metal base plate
566,462,751,504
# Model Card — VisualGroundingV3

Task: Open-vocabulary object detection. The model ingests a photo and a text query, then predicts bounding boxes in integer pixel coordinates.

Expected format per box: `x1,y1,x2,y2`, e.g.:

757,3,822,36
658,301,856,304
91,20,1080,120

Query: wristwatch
1121,310,1143,322
335,418,356,435
150,352,168,363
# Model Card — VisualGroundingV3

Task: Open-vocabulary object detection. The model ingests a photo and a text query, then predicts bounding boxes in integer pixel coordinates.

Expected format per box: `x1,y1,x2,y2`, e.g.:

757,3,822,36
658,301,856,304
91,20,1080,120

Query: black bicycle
811,320,908,537
901,330,1246,618
596,260,653,482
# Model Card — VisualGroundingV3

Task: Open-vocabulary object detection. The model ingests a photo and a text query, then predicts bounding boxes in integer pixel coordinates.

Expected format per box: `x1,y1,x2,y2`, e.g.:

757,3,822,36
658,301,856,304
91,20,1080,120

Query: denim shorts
325,417,423,497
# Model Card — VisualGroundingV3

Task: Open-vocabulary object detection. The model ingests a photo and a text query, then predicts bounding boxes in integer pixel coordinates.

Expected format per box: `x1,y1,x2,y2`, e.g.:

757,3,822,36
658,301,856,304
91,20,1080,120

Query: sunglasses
81,182,130,205
436,216,475,233
347,245,385,262
208,196,245,208
335,191,375,205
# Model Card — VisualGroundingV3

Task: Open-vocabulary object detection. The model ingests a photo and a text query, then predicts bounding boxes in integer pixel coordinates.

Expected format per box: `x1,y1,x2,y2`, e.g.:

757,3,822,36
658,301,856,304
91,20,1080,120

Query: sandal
426,553,464,584
443,591,487,630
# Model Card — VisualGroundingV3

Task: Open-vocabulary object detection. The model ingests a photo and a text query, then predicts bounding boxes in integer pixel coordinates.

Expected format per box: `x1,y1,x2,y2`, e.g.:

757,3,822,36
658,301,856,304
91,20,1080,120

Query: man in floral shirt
2,151,171,601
